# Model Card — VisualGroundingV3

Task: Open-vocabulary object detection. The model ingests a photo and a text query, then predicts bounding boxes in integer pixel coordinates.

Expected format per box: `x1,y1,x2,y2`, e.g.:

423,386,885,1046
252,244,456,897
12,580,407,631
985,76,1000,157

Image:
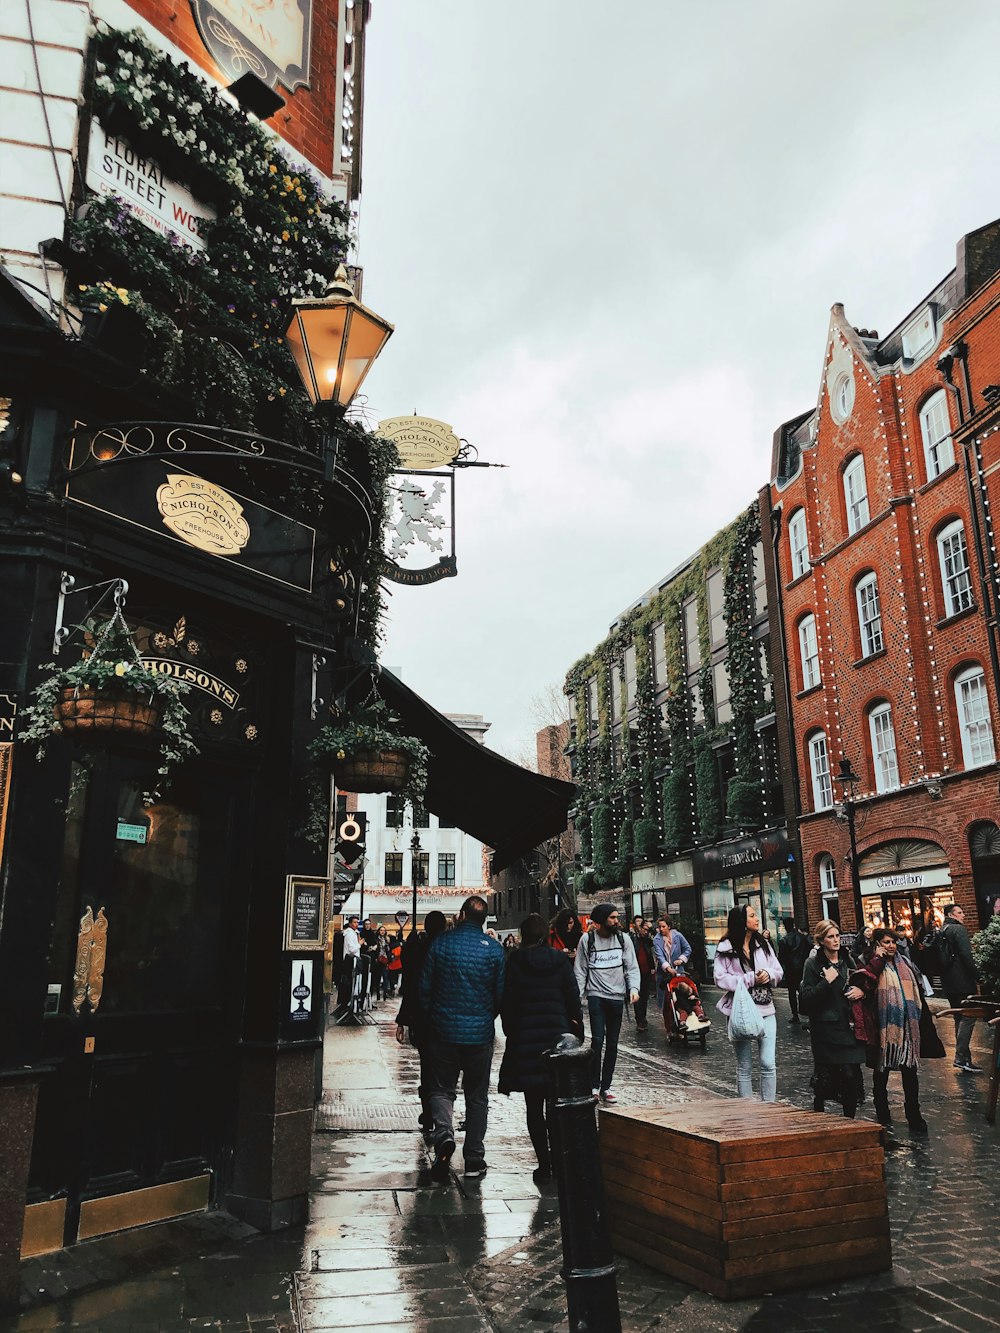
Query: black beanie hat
591,903,617,927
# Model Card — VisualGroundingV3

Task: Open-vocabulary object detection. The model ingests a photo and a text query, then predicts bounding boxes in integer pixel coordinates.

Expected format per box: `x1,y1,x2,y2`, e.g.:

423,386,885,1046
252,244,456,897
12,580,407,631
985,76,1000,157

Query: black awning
378,669,576,874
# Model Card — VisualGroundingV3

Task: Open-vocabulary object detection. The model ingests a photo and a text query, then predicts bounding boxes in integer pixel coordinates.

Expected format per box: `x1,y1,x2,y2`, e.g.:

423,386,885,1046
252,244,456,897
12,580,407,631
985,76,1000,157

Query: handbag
728,978,765,1042
920,972,934,999
749,983,773,1006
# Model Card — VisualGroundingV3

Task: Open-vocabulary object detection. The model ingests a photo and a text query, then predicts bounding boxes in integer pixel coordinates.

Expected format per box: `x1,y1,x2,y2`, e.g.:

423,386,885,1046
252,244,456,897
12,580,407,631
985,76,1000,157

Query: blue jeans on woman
732,1012,777,1101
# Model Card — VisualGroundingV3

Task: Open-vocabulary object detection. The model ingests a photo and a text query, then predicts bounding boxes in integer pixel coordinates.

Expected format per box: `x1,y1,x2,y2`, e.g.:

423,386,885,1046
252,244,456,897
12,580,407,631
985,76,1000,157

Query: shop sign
378,417,461,470
382,470,457,586
859,867,952,893
694,829,790,881
284,876,328,950
86,121,215,251
289,959,313,1022
67,457,315,594
190,0,312,92
630,859,694,891
140,659,239,709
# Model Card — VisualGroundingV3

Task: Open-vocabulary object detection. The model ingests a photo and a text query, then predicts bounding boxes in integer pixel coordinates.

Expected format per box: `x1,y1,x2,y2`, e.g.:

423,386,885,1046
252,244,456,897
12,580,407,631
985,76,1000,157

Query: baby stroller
663,973,711,1047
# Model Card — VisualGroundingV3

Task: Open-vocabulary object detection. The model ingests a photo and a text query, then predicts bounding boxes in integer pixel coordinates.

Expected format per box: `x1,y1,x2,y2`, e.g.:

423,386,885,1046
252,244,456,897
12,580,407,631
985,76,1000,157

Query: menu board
283,876,328,950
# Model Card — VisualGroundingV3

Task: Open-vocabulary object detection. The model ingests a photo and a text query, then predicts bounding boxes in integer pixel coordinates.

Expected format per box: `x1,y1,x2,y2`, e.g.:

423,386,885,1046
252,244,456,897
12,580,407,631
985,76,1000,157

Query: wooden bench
599,1098,890,1300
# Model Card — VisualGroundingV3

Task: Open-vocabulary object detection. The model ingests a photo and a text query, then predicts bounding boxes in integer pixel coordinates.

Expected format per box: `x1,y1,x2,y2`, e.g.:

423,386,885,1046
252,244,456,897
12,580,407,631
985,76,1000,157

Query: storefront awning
378,669,576,873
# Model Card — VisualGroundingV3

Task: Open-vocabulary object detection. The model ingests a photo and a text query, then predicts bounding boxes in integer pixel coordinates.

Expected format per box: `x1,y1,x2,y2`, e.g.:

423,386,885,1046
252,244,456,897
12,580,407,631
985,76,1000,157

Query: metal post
846,797,862,932
545,1034,621,1333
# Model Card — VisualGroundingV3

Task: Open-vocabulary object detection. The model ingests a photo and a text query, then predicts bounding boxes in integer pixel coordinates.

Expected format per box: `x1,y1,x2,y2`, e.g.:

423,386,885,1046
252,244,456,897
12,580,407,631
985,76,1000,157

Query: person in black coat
498,913,583,1183
395,911,447,1134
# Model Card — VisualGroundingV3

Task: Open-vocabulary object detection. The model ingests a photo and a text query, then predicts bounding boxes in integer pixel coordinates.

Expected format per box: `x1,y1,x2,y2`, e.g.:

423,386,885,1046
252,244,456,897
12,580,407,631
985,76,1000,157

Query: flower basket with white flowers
19,609,199,802
308,701,429,805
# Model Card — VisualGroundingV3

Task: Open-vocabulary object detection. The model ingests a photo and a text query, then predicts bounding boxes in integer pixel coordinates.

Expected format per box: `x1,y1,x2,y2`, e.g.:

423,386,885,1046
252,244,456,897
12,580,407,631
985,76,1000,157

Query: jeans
732,1013,777,1102
425,1039,494,1163
587,996,624,1092
947,996,976,1065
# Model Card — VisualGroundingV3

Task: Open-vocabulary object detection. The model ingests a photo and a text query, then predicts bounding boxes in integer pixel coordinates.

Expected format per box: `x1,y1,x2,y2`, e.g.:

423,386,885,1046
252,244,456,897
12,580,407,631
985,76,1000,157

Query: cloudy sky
355,1,1000,762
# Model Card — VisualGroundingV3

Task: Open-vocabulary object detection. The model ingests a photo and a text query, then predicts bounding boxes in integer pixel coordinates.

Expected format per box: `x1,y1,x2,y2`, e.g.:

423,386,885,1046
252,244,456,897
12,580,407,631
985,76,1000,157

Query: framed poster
283,876,328,950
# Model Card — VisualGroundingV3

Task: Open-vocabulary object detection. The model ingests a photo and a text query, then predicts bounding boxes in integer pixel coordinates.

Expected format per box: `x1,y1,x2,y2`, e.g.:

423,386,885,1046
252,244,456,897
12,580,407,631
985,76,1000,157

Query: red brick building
764,221,1000,937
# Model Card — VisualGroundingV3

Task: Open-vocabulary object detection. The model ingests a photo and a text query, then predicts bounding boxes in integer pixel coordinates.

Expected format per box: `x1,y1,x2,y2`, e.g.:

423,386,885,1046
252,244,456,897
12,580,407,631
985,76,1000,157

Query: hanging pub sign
190,0,312,93
66,447,316,594
86,121,215,251
378,416,462,470
382,469,457,586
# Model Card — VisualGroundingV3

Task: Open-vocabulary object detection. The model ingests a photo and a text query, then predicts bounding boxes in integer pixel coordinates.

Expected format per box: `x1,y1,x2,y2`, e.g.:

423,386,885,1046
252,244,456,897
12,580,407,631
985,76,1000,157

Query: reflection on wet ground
5,991,999,1331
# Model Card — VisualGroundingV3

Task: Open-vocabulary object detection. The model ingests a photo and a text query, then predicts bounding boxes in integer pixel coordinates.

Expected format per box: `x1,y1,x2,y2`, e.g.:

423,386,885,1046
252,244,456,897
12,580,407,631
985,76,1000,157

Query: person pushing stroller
653,916,710,1035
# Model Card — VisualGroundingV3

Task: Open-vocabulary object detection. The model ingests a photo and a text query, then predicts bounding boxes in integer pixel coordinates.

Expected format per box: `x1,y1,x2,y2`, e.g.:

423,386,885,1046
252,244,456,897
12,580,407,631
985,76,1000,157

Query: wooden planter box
600,1098,890,1300
54,687,162,742
333,748,410,793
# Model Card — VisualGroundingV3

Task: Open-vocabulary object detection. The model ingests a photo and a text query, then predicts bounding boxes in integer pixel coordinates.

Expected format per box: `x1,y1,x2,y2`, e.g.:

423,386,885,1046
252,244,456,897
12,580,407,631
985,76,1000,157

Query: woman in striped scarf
851,928,928,1132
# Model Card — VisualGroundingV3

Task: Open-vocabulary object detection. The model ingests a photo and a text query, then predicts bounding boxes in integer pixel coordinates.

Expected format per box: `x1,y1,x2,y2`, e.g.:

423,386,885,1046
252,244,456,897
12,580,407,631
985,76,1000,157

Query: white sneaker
600,1089,618,1104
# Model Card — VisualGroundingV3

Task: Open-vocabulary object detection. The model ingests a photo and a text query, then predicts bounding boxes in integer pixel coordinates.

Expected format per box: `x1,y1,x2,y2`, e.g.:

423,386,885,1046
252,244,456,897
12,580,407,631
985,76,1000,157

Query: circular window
832,373,855,424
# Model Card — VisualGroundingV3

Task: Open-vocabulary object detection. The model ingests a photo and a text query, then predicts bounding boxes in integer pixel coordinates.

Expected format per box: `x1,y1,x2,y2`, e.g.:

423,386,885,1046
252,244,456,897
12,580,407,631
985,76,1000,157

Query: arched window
808,731,833,811
868,702,900,793
798,614,820,690
788,508,809,578
954,666,996,768
919,390,954,479
819,853,837,897
855,572,884,658
843,455,869,534
937,520,973,617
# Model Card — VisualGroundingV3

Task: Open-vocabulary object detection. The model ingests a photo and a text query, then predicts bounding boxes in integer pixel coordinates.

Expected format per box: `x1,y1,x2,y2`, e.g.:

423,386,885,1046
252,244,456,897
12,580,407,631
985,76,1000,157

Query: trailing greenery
565,504,769,867
308,700,430,808
634,817,659,861
18,616,198,802
972,918,1000,998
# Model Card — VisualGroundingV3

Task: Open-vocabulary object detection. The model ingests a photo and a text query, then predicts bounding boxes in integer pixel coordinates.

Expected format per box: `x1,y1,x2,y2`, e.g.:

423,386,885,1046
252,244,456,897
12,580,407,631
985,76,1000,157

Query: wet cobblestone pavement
3,989,999,1331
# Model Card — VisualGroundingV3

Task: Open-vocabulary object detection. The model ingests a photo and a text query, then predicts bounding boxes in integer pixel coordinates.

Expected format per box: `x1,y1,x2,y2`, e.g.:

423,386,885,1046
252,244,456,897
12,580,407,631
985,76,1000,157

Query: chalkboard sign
283,876,328,950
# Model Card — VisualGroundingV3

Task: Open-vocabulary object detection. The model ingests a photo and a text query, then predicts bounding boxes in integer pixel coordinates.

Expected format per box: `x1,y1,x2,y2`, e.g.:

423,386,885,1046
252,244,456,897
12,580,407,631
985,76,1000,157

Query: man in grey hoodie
574,904,640,1104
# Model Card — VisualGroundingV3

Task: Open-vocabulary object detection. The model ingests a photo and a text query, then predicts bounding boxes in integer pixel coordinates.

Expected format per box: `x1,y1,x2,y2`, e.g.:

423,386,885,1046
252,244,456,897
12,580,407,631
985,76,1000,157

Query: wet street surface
3,988,999,1331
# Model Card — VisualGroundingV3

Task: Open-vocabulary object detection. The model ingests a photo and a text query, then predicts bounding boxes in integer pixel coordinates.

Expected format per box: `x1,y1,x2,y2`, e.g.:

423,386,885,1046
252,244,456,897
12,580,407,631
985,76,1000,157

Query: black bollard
545,1034,622,1333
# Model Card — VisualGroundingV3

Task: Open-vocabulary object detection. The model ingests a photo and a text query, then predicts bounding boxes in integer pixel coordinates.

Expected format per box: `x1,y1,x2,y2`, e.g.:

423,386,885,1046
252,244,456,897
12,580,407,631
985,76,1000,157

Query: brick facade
766,223,1000,933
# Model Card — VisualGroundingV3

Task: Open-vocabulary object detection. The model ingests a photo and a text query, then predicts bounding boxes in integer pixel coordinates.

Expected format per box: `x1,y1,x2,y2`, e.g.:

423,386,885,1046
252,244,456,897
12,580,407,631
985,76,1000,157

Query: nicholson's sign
156,474,251,556
378,417,461,470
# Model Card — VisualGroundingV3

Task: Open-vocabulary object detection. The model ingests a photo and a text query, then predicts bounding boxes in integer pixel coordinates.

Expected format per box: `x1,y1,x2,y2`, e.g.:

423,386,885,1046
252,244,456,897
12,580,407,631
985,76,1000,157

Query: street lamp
284,264,394,474
410,830,423,934
833,758,863,932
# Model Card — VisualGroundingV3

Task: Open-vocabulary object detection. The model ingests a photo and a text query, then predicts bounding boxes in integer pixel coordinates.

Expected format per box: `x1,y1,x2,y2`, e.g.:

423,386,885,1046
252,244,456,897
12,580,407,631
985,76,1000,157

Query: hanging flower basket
309,701,429,806
54,686,162,740
333,748,411,793
19,608,199,803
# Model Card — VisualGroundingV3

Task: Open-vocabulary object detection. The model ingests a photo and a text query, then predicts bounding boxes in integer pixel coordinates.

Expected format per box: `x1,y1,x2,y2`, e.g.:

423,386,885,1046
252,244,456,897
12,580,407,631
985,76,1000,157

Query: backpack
920,928,952,971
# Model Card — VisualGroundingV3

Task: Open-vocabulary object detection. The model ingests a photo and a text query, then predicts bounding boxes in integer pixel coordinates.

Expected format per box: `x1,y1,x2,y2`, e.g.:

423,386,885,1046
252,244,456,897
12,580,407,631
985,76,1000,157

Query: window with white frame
856,573,884,658
819,853,837,897
937,520,973,617
808,732,833,811
919,390,954,479
902,307,936,362
788,509,809,579
955,666,996,768
843,456,870,535
798,614,820,690
868,703,900,793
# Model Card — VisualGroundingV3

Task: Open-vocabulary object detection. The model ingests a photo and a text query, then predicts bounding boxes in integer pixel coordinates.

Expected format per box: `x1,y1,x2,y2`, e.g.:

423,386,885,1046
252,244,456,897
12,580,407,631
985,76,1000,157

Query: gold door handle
72,906,109,1014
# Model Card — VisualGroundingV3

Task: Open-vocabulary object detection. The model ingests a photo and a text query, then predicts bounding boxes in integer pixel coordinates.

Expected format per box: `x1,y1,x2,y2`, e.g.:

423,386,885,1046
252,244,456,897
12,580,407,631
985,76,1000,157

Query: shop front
694,829,796,963
857,844,954,942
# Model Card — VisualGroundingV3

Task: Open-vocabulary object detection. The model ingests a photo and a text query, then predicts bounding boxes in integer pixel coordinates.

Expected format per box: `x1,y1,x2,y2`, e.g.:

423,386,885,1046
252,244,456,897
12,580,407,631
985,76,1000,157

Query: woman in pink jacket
713,905,783,1101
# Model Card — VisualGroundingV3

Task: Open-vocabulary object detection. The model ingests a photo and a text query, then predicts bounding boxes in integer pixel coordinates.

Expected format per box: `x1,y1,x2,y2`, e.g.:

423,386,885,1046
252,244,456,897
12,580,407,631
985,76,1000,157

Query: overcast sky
355,1,1000,762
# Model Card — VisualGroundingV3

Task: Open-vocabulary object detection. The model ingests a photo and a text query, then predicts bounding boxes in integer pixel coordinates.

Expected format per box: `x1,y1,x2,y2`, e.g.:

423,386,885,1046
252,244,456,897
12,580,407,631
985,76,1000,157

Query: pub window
438,853,456,886
384,852,403,886
386,794,405,828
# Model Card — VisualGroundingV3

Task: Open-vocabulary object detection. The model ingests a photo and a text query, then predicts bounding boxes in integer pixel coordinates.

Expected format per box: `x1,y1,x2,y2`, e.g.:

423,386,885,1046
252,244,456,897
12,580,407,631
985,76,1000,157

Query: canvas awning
378,669,575,873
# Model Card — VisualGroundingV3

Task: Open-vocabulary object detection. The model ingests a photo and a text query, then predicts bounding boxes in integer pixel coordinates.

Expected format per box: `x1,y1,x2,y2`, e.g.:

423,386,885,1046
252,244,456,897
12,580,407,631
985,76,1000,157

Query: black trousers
873,1065,920,1122
633,974,652,1026
786,970,802,1019
523,1090,549,1169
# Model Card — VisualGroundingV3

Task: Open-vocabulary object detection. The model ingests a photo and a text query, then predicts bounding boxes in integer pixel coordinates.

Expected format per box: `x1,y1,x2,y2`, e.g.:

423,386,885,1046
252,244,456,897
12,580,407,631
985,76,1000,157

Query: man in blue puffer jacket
420,895,505,1180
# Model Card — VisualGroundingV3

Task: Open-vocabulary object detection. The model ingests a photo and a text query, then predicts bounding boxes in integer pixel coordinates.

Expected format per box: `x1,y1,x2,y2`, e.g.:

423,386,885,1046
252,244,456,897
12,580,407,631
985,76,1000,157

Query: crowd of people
344,896,986,1184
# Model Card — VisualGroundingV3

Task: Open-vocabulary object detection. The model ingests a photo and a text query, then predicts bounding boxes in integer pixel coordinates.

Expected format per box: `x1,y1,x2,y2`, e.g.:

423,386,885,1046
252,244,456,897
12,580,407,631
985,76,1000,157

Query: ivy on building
565,504,769,882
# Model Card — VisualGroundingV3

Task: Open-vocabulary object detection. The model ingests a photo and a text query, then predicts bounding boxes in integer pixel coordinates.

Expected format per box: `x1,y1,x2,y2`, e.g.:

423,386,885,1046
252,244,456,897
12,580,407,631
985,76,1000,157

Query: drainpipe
938,352,1000,710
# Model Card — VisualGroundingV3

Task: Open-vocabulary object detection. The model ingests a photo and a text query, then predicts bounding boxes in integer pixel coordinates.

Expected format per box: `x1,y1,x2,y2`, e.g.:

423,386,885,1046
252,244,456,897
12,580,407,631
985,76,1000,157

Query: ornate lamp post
833,758,863,932
410,830,423,933
284,264,394,476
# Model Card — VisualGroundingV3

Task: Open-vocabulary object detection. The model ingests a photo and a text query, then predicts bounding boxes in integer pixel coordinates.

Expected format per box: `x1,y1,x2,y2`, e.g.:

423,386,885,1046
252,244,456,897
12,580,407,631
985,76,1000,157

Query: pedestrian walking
498,913,583,1183
938,903,982,1073
419,895,505,1180
574,904,639,1104
550,908,583,958
652,915,692,1022
777,917,811,1024
395,910,447,1136
850,927,944,1131
338,914,362,1007
798,920,865,1117
713,905,783,1101
629,915,655,1030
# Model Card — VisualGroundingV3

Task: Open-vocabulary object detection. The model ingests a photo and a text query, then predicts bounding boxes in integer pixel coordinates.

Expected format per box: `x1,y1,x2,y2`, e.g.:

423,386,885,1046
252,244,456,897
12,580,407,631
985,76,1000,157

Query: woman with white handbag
713,905,783,1101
